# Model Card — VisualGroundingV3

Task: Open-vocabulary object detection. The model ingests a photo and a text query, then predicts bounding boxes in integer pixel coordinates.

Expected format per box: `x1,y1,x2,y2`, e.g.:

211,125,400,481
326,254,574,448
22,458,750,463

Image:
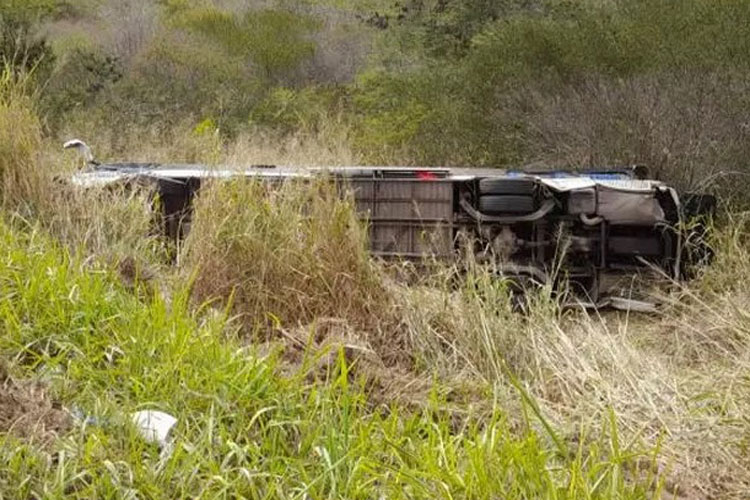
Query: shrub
0,0,58,79
171,5,319,83
249,86,342,135
511,71,750,194
42,47,123,125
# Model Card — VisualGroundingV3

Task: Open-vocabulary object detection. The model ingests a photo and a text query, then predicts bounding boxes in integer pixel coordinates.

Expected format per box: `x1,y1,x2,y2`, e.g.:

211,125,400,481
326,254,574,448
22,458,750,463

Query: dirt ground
0,363,71,446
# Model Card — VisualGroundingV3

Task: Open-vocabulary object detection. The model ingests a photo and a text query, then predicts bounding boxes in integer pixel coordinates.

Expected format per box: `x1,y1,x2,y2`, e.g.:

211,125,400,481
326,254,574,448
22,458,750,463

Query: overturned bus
70,158,715,308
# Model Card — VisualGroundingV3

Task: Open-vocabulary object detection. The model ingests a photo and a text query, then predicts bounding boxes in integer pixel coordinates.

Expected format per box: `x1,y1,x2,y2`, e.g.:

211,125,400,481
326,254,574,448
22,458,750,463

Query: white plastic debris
131,410,177,447
63,139,95,164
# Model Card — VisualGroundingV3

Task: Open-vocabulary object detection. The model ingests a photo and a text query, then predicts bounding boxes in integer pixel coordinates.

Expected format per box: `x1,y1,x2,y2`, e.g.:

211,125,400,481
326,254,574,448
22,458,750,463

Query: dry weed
181,177,387,329
224,123,362,167
0,70,47,211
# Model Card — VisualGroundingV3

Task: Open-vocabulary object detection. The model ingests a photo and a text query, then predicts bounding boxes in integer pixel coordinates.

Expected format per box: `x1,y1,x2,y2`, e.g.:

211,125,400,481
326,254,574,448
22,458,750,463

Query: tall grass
149,154,749,497
378,218,750,499
0,68,46,211
0,219,661,498
0,67,163,268
0,87,745,495
2,1,749,495
1,64,747,496
182,177,387,330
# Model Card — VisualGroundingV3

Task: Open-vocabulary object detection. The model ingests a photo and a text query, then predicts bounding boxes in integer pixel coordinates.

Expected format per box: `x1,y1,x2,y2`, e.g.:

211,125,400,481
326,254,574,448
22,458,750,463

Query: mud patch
0,364,71,446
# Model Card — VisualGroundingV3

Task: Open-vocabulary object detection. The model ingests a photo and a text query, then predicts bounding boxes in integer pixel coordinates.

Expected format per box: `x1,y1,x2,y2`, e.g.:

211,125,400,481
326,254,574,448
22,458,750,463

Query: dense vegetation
1,0,750,498
3,0,750,193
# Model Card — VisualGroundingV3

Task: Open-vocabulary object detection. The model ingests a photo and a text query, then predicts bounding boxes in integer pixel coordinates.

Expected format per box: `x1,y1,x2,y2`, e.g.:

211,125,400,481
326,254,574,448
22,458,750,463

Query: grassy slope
2,1,750,488
0,89,745,498
0,220,659,498
1,66,748,496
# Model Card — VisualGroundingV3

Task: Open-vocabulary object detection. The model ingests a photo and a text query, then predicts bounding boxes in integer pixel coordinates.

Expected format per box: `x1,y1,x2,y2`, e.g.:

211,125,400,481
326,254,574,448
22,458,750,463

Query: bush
345,0,750,188
171,5,319,83
469,0,750,84
249,86,343,135
42,47,123,125
0,0,58,79
511,71,750,194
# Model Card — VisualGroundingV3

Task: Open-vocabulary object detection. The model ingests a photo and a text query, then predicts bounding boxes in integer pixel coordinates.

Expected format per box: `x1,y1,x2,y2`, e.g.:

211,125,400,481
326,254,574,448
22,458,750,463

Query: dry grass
108,127,748,497
382,276,748,498
181,177,387,330
172,171,750,497
5,4,750,494
56,111,361,167
387,221,750,499
1,70,165,278
0,69,47,211
3,78,749,496
57,116,225,165
224,125,363,167
44,183,163,267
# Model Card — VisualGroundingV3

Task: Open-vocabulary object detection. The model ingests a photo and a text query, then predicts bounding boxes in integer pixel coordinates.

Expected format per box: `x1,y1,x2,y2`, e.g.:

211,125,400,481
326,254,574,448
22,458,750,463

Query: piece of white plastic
131,410,177,446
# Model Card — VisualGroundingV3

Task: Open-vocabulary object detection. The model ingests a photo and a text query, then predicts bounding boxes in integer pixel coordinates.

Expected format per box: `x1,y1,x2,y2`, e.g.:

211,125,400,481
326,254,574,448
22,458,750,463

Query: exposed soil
0,363,71,446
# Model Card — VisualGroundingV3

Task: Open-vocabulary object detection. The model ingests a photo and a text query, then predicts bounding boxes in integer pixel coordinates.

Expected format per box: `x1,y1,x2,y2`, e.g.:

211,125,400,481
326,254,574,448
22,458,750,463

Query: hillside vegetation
1,1,750,498
3,0,750,193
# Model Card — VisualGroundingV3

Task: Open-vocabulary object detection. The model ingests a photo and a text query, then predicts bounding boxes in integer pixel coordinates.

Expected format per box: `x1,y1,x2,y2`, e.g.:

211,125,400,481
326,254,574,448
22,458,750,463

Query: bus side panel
349,179,454,258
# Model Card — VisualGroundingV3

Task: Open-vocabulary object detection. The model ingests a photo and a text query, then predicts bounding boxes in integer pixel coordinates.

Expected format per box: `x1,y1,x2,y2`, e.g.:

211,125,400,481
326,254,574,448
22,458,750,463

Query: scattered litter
131,410,177,447
69,405,106,427
70,406,178,463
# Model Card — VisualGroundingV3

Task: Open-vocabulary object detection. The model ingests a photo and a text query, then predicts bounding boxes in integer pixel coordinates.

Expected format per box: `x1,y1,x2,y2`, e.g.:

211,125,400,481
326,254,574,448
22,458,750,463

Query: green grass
0,218,662,498
2,4,749,495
